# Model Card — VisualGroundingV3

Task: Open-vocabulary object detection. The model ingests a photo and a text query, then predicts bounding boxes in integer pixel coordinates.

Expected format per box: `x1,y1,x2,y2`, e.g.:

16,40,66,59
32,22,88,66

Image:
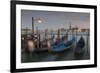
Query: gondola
34,37,76,53
74,36,85,55
51,37,76,52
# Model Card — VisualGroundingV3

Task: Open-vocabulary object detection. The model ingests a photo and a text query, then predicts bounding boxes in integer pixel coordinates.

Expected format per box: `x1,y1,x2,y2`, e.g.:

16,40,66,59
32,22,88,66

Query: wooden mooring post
86,30,89,55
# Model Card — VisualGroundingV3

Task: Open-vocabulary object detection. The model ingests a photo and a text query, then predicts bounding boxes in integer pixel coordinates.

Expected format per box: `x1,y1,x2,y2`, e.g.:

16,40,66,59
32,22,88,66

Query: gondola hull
33,37,76,53
51,37,76,52
74,37,85,55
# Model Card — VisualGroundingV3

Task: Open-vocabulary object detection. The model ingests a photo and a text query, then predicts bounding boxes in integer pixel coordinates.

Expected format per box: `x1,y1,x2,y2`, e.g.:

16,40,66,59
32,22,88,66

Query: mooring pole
25,27,28,51
87,30,89,54
32,17,34,36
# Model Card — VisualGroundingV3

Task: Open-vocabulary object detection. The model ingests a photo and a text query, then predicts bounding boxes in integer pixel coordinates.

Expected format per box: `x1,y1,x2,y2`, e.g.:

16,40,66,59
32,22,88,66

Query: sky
21,10,90,31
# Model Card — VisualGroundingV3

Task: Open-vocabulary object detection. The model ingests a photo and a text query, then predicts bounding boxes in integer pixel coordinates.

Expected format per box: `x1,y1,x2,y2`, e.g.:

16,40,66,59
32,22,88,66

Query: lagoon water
21,32,90,63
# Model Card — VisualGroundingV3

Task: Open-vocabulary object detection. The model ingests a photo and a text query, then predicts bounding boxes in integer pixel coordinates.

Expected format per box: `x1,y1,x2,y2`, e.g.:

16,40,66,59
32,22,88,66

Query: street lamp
32,17,43,35
32,17,44,49
36,18,43,23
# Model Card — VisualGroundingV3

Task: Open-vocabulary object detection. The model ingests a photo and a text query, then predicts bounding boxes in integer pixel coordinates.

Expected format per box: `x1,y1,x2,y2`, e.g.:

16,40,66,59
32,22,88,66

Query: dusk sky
21,10,90,31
